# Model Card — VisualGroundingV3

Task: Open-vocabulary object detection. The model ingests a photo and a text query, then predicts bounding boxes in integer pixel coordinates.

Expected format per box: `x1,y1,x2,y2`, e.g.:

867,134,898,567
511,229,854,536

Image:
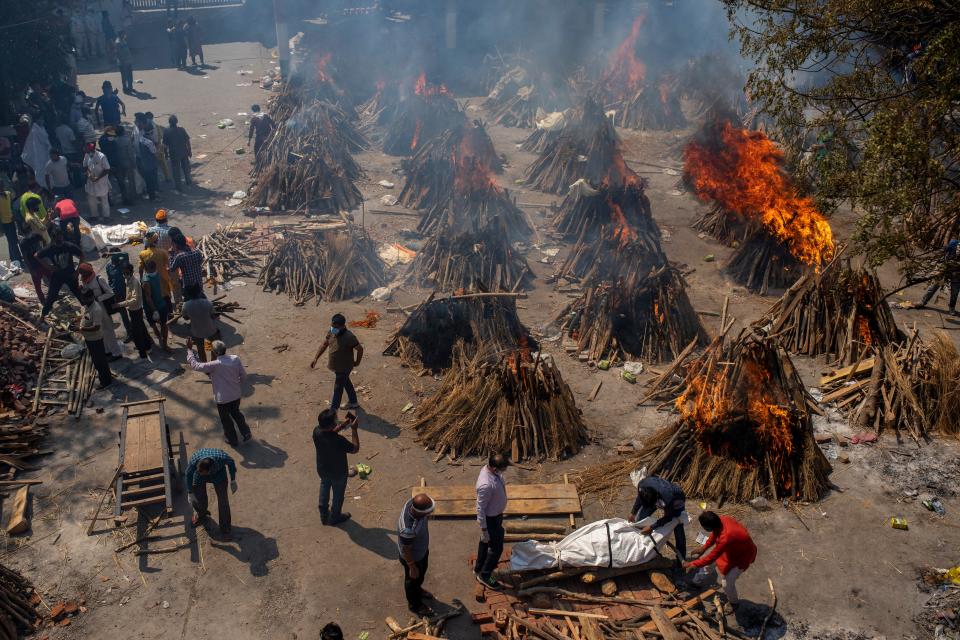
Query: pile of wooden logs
558,264,708,364
482,65,572,129
597,329,831,502
417,184,531,244
408,219,531,294
553,180,659,249
412,344,588,461
726,227,805,295
691,203,746,245
0,564,40,638
398,121,504,212
244,97,366,213
757,253,903,363
0,309,47,419
356,82,401,143
384,292,534,370
919,332,960,437
258,228,387,304
197,226,262,293
524,98,632,195
606,74,688,131
383,87,465,156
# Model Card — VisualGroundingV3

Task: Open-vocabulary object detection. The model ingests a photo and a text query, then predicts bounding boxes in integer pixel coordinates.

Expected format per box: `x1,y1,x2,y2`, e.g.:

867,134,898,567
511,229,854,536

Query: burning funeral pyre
551,168,707,363
596,16,687,131
258,227,387,304
757,251,903,365
384,293,534,371
524,97,631,195
482,63,573,129
398,120,504,212
684,111,835,294
244,85,367,213
583,330,831,503
412,343,588,462
356,81,401,144
382,73,465,156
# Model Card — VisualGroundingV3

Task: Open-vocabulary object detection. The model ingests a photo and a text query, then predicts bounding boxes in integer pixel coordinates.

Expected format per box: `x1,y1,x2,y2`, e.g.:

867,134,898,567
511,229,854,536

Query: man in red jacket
683,511,757,612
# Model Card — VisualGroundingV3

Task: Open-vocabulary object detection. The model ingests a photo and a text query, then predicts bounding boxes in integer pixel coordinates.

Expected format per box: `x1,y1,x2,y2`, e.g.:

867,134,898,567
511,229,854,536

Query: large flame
684,120,834,266
414,71,449,97
602,15,647,98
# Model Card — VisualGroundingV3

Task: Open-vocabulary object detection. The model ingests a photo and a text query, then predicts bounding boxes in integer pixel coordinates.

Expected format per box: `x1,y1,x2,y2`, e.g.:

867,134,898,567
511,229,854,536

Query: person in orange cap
148,208,173,252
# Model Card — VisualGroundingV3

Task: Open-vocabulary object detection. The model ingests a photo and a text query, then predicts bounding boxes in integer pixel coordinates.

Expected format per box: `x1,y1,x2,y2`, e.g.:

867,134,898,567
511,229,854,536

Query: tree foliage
0,1,75,122
724,0,960,278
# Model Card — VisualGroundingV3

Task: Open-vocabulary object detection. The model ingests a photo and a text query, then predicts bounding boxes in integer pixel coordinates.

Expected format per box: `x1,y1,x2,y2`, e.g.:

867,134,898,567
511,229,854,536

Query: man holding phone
312,408,360,526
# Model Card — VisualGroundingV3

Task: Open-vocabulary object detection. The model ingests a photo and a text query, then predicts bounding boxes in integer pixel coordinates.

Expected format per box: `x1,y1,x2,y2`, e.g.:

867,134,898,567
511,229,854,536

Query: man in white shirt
44,149,72,199
82,142,111,220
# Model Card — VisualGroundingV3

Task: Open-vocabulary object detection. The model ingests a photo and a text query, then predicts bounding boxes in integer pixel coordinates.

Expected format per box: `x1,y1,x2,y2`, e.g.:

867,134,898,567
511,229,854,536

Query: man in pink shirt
186,338,251,445
474,452,509,590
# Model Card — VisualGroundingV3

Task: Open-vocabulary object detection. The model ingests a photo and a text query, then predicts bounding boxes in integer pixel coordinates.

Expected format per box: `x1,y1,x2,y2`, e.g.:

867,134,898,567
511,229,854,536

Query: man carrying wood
312,408,359,526
475,452,509,591
185,447,237,540
397,493,435,616
683,511,757,614
310,313,363,411
628,475,687,561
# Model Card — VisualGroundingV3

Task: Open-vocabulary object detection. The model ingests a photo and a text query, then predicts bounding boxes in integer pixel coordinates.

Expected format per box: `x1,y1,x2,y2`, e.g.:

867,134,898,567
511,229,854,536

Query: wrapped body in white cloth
509,514,689,571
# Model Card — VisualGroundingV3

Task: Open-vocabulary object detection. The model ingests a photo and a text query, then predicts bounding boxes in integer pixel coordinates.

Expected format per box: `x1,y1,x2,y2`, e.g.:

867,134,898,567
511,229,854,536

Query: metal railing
129,0,244,10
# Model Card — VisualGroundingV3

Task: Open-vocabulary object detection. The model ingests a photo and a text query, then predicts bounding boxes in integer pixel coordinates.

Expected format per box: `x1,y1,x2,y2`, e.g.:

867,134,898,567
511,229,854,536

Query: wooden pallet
114,398,176,519
414,478,581,517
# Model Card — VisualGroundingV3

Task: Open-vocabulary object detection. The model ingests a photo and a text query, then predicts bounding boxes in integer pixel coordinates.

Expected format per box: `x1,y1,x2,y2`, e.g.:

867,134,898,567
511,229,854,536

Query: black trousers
217,399,250,444
191,479,231,532
120,64,134,92
129,308,154,357
42,269,82,316
400,551,429,611
85,338,113,386
474,513,505,578
59,217,81,246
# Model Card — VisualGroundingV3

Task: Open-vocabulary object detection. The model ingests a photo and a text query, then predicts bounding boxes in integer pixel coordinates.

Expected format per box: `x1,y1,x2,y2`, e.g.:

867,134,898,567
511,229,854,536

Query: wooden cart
114,397,180,521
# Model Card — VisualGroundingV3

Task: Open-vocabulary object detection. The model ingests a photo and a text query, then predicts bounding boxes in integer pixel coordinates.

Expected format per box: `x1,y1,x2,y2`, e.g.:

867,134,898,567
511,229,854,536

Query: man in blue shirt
628,475,688,560
94,81,125,128
185,447,237,539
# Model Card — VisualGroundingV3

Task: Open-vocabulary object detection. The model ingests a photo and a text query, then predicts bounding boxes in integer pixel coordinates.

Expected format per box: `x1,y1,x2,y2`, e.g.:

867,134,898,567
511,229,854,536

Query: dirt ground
2,40,958,640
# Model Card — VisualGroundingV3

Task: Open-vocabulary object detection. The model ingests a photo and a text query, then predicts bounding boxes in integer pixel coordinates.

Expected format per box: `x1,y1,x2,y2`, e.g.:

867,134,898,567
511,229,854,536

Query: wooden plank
819,358,875,386
430,497,581,517
115,406,128,518
649,606,683,640
5,486,30,535
159,401,173,512
122,472,165,485
121,397,167,407
638,589,716,633
820,378,871,403
121,484,166,498
120,495,167,508
528,609,609,620
414,483,578,501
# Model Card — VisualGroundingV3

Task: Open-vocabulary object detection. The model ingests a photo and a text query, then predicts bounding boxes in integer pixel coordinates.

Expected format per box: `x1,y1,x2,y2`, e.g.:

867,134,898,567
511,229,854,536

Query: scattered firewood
412,344,588,462
0,564,41,637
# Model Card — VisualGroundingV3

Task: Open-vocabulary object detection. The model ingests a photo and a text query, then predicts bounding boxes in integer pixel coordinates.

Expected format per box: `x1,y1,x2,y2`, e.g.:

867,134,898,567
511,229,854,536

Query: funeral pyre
582,330,832,502
595,16,687,131
356,80,400,144
482,61,573,129
244,89,367,214
384,293,534,371
524,97,632,195
683,110,835,294
757,251,903,364
383,73,465,156
412,343,588,462
258,226,387,304
398,120,504,212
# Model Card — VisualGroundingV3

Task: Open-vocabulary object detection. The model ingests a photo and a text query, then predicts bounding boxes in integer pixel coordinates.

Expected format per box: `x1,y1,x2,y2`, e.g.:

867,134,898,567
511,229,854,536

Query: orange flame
411,120,422,151
316,53,332,82
609,201,638,245
683,120,834,266
507,335,532,375
603,15,647,98
856,316,873,346
452,128,500,194
414,71,449,97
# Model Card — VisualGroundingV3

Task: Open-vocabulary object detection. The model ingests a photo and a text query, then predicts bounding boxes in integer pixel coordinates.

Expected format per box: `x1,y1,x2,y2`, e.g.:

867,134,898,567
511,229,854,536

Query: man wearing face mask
310,313,364,411
474,452,509,591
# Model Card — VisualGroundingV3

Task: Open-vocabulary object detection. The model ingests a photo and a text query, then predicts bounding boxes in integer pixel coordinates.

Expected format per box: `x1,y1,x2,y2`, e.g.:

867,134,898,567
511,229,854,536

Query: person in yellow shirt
0,188,20,266
19,185,47,224
138,231,173,305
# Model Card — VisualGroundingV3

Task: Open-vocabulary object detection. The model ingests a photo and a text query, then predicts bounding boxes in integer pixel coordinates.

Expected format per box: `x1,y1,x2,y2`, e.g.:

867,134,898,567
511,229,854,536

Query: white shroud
509,515,688,571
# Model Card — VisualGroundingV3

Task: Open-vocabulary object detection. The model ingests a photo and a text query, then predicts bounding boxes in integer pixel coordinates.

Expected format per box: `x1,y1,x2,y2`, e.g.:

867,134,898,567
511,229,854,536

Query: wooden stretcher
114,397,179,521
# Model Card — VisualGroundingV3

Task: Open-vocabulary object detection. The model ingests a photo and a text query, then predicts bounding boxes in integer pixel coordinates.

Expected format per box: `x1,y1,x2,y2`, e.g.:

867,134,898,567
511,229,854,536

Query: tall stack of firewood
382,81,465,156
756,253,903,364
524,98,631,195
412,344,588,462
482,64,573,129
603,73,688,131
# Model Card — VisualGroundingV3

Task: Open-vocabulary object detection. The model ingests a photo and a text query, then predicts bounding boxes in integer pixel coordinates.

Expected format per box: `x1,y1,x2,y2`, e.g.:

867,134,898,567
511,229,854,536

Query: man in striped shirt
185,447,237,539
397,493,435,616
